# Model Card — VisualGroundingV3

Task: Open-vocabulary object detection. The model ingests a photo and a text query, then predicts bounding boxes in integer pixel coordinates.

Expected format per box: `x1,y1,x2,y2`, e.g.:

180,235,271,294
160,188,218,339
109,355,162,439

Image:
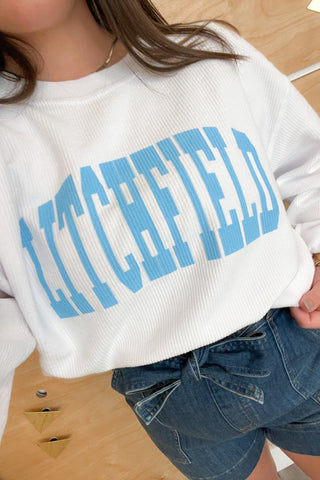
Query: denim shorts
111,307,320,480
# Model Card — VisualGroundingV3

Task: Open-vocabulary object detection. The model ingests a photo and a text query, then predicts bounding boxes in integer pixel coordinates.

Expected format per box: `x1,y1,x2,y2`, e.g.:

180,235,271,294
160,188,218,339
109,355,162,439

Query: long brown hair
0,0,245,105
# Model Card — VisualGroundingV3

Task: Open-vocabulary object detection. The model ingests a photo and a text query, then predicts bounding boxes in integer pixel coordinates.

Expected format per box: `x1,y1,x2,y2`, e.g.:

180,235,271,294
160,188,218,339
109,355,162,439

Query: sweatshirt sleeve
267,81,320,254
208,22,320,254
0,263,36,445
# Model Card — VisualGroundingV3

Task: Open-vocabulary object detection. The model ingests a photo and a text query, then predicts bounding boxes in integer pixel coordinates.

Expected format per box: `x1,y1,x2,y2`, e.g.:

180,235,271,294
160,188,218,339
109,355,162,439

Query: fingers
299,266,320,313
289,268,320,328
289,306,320,329
290,306,311,326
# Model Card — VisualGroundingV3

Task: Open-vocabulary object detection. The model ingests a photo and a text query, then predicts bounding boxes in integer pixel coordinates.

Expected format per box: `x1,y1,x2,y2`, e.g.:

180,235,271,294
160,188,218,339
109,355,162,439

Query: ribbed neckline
28,52,135,104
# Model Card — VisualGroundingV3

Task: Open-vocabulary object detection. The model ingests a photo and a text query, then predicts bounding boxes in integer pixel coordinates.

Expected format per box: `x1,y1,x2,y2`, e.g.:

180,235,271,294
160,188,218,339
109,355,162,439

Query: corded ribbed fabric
0,22,319,443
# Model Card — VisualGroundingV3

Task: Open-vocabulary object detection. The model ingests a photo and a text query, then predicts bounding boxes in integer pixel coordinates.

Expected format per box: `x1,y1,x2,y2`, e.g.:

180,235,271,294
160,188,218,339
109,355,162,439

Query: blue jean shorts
111,307,320,480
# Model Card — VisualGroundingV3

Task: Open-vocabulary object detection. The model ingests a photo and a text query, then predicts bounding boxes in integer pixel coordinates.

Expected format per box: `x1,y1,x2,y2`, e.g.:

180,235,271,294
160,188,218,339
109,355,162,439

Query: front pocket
113,377,191,465
204,375,261,433
296,323,320,336
269,308,320,399
127,379,181,425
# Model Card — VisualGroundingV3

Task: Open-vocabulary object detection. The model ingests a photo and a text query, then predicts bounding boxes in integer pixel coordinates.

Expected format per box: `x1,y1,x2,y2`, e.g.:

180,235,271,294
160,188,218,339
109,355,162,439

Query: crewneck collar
28,52,136,103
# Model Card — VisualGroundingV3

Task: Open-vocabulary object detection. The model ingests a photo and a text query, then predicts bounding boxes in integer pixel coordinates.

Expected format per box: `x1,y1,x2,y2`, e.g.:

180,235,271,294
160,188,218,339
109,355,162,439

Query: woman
0,1,320,479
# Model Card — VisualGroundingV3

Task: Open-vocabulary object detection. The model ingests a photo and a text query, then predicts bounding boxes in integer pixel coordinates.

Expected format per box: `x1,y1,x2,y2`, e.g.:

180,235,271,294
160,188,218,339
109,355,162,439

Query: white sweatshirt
0,23,319,444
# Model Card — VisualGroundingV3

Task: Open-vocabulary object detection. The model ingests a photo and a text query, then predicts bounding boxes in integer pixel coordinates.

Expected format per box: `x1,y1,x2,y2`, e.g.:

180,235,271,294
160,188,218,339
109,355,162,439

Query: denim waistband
113,308,279,425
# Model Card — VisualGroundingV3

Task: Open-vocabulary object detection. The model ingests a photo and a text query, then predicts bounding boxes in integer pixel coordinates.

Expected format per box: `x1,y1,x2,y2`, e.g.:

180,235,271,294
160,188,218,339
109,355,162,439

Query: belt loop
188,351,202,381
266,308,277,321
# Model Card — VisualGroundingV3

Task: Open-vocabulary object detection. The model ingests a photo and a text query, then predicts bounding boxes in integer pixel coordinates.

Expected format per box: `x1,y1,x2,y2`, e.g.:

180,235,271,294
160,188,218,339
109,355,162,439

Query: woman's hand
289,266,320,328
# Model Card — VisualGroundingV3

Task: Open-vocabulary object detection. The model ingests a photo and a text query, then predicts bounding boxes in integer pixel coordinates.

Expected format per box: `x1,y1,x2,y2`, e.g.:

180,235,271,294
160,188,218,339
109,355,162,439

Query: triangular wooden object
37,437,71,459
24,410,61,433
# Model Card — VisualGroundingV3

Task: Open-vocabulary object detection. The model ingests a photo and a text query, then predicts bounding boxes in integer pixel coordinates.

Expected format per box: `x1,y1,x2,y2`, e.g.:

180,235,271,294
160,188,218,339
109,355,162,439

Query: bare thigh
246,442,280,480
